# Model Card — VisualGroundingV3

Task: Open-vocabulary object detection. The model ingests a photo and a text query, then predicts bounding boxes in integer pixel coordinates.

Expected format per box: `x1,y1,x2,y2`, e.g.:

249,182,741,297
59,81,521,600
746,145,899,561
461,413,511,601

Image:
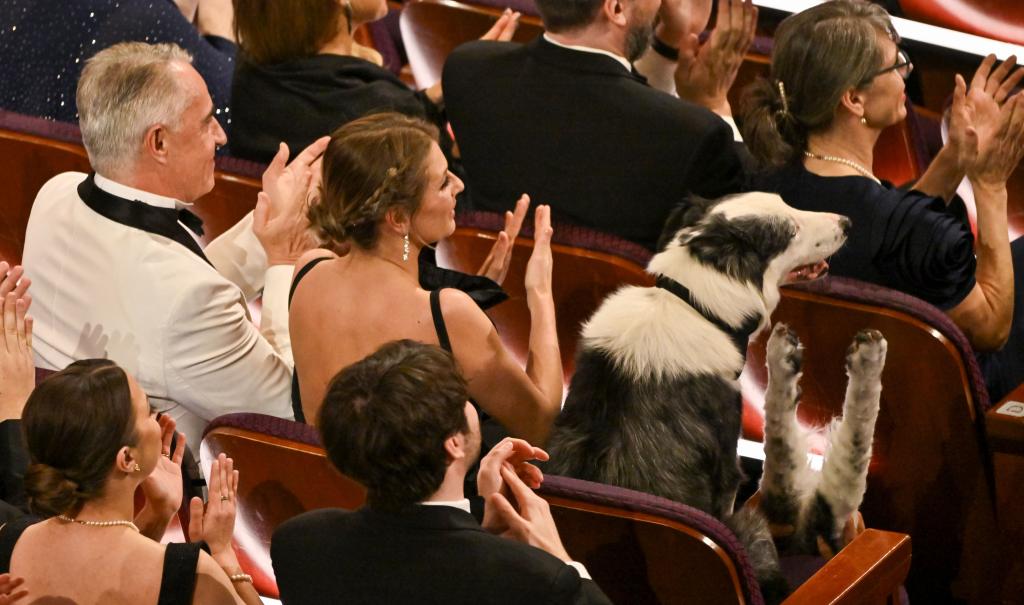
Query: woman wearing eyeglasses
740,0,1024,401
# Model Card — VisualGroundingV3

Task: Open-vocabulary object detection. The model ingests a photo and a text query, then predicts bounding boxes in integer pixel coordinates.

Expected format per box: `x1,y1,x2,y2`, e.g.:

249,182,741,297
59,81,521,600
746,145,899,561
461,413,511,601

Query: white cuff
720,115,743,143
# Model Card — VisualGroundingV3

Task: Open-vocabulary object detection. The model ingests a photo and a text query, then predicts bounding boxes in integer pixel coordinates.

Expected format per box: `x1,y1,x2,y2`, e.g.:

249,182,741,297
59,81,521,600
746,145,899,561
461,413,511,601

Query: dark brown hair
535,0,603,32
739,0,896,167
22,359,139,517
317,340,470,512
233,0,343,64
309,112,439,250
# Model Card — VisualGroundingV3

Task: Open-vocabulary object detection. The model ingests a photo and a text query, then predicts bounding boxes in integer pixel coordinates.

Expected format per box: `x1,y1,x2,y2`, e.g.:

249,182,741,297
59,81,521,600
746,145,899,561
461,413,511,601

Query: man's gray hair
76,42,194,175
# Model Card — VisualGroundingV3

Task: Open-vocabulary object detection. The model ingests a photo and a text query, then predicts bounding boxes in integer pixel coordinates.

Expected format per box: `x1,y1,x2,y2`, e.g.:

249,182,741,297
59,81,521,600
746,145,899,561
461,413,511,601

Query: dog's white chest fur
581,285,747,381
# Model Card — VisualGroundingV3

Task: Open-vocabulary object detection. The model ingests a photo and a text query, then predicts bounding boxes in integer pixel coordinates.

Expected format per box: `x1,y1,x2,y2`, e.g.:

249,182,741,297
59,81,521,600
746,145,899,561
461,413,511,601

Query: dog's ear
686,214,796,288
656,195,719,252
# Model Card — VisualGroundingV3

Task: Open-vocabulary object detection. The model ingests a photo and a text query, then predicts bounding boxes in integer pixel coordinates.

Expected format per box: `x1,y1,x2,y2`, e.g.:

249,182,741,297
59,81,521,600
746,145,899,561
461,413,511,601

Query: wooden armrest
988,384,1024,454
783,529,911,605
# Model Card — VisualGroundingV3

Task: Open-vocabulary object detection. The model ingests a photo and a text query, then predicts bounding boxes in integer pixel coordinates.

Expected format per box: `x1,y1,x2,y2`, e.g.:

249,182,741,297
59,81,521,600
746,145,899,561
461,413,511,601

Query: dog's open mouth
786,260,830,283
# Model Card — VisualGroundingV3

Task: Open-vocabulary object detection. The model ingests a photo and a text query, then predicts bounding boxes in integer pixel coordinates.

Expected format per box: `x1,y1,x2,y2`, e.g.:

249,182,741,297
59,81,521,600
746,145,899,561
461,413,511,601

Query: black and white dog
546,192,887,600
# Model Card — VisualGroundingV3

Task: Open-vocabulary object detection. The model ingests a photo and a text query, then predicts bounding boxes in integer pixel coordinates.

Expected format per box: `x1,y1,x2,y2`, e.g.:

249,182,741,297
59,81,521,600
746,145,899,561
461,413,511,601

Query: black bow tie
176,208,205,237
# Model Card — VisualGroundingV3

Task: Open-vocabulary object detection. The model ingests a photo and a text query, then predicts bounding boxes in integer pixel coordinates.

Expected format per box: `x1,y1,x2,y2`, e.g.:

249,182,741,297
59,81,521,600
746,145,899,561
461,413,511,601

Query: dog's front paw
845,329,887,381
767,323,803,379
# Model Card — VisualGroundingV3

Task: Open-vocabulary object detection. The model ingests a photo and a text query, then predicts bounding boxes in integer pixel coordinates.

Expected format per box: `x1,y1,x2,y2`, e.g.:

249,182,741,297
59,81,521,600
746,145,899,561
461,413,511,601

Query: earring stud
860,116,868,125
133,463,141,472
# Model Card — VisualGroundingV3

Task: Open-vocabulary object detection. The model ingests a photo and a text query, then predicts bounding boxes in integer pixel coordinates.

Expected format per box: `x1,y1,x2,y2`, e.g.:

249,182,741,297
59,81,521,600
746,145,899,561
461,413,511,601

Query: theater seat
539,474,911,605
898,0,1024,47
400,0,544,89
436,210,654,383
201,413,366,598
740,275,1024,603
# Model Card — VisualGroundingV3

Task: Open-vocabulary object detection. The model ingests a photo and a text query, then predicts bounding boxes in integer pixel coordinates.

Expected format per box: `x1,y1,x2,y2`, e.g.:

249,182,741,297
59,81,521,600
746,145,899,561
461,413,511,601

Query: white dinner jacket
23,172,294,445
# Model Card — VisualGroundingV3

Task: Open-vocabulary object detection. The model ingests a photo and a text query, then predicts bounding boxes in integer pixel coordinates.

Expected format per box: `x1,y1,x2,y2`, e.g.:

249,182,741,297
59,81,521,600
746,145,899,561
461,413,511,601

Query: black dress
755,162,1024,401
229,54,451,164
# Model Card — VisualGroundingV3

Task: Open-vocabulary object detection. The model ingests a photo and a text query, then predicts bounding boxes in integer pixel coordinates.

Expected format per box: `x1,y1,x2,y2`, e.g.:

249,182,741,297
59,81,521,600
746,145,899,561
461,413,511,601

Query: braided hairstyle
739,0,896,167
22,359,139,517
309,112,440,250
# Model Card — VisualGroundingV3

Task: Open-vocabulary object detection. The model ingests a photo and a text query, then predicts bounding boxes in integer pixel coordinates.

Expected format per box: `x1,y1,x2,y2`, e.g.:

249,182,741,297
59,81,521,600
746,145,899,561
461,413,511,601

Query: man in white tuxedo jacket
23,42,326,445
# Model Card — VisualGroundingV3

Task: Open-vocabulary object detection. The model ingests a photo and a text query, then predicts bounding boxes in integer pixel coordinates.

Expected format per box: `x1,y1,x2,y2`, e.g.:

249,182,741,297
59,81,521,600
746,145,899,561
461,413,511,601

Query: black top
443,37,750,250
0,517,202,605
753,163,977,310
271,505,613,605
230,53,449,163
0,0,235,129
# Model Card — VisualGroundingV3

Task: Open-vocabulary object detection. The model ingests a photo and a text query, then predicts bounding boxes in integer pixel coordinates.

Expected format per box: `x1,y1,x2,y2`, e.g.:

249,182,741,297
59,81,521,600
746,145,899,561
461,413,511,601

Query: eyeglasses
860,48,914,85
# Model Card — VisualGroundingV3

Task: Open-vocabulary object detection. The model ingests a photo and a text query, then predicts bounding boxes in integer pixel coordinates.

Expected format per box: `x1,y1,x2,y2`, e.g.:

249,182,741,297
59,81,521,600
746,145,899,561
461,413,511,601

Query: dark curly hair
317,340,471,512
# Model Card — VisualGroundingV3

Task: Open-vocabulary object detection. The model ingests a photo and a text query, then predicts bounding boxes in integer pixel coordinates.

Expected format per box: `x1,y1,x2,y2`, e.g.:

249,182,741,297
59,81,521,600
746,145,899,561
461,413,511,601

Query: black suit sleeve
549,564,614,605
687,118,751,200
0,420,29,512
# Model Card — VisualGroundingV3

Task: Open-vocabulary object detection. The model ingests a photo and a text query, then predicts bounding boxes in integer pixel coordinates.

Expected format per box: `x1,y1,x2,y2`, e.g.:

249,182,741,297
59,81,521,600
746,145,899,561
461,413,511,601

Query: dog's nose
838,216,852,236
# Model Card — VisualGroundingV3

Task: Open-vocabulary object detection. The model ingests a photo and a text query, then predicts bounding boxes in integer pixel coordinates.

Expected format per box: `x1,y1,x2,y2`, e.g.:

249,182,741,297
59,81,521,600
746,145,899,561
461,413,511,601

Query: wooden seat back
435,215,653,382
0,128,91,264
201,414,367,598
400,0,544,89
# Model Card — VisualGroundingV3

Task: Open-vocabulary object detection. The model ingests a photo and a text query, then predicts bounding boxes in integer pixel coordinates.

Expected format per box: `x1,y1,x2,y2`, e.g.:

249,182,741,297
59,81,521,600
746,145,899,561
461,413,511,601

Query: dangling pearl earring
402,233,410,262
860,116,868,126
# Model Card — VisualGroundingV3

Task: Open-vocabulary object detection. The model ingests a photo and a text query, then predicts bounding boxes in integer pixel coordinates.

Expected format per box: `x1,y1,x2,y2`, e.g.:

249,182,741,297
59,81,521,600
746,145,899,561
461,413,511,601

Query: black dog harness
654,275,762,360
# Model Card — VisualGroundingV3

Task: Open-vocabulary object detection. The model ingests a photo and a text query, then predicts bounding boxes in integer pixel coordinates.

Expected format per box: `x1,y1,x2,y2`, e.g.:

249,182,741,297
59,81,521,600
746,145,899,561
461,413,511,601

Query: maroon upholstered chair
898,0,1024,46
436,210,654,383
201,413,366,598
539,474,911,605
741,276,1024,603
400,0,544,89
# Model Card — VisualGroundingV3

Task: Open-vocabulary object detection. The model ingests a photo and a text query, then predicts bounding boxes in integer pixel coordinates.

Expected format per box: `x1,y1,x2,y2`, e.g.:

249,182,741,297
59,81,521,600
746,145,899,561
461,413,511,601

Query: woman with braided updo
739,0,1024,401
0,360,261,604
289,112,563,451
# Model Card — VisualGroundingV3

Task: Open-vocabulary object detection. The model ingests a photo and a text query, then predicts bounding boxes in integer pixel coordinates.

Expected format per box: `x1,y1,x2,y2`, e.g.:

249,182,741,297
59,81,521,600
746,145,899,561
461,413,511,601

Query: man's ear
602,0,627,27
142,124,170,165
444,432,467,464
839,87,866,122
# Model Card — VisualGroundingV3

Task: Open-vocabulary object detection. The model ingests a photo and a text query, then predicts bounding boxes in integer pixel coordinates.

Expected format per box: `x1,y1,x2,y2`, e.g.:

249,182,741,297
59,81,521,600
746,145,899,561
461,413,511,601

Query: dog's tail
725,507,789,605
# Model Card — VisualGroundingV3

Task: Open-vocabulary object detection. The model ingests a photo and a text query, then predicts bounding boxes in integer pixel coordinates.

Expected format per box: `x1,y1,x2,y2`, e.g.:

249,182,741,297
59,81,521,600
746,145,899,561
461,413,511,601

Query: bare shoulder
293,248,338,280
437,288,493,333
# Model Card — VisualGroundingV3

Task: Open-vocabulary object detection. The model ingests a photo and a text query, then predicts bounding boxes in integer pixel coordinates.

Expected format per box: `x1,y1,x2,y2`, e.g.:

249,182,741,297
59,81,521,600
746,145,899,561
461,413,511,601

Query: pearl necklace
803,151,880,184
57,514,140,532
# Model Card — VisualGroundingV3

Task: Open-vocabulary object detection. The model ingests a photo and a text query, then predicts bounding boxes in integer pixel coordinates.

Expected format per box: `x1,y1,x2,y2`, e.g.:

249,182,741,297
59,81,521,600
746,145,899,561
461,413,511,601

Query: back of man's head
535,0,604,32
76,42,193,176
318,340,470,512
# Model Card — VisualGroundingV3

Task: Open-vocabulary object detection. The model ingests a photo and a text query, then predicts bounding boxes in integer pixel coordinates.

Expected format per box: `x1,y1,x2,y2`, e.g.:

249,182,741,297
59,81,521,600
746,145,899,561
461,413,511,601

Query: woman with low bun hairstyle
0,360,261,604
739,0,1024,401
289,112,563,456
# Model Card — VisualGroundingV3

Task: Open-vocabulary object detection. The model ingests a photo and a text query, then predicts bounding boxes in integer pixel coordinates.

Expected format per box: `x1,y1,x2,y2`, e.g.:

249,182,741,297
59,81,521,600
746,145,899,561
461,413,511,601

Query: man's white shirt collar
543,34,632,72
421,498,472,514
93,173,195,210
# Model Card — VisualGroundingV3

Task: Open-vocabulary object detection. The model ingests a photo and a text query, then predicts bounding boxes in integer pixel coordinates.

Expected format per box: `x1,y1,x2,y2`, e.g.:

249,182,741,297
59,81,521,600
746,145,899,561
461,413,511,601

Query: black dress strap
429,289,452,353
157,542,203,605
0,515,37,573
288,255,332,306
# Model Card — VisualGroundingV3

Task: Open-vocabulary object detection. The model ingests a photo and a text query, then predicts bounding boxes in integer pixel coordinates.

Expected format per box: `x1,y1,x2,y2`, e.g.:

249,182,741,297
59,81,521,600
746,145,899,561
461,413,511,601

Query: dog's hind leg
811,329,887,552
760,323,814,548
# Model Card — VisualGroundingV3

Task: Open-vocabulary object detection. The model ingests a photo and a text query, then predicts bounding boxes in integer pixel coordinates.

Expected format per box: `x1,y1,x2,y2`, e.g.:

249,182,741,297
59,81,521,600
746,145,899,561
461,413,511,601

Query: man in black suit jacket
271,340,611,605
444,0,757,250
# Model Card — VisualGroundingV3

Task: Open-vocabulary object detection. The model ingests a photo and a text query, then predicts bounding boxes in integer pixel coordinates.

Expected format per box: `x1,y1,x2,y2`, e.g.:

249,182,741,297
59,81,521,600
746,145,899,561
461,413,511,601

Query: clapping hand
188,454,240,562
523,205,553,299
480,8,520,42
256,138,330,265
0,574,26,605
948,55,1024,174
483,465,571,563
657,0,712,46
477,195,529,285
0,262,32,422
674,0,757,115
137,414,187,539
479,438,548,535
